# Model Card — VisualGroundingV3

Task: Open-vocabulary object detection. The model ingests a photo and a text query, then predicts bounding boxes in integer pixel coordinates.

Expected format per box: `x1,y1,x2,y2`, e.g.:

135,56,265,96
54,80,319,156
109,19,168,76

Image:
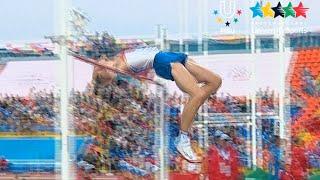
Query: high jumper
73,43,222,163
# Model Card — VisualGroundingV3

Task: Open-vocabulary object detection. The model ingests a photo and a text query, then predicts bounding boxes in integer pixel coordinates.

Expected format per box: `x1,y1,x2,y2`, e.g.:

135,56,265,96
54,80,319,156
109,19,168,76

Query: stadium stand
1,32,319,178
284,48,320,178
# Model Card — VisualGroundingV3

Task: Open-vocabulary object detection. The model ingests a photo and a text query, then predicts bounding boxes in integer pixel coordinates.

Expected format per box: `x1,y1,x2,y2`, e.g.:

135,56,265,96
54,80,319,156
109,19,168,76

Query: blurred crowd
0,83,297,178
256,88,279,114
69,32,149,60
71,32,122,59
207,93,249,113
301,67,320,97
0,88,57,133
71,77,160,179
206,87,279,114
0,46,55,59
0,68,318,179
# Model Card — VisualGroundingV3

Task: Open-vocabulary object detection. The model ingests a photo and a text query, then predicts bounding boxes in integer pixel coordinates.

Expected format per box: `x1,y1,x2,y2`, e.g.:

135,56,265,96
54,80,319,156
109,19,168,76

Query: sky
0,0,55,42
0,0,319,42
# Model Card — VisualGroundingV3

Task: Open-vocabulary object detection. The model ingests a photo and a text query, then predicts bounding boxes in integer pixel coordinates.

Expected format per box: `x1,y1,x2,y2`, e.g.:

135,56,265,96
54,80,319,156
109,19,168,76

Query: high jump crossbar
69,51,163,87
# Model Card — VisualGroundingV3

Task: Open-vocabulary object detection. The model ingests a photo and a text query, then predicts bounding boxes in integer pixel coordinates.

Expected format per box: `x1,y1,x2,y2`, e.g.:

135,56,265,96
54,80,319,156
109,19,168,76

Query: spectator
0,157,8,171
206,132,241,180
302,67,316,96
287,137,309,179
262,143,273,173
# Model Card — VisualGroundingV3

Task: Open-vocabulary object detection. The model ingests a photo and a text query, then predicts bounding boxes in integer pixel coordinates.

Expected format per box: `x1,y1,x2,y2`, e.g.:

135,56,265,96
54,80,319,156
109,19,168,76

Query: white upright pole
184,0,189,54
204,102,209,149
197,0,203,54
251,93,257,169
53,1,60,177
203,0,209,55
179,0,184,52
156,24,162,48
278,2,286,140
157,83,167,180
160,25,165,50
250,0,257,168
58,0,72,179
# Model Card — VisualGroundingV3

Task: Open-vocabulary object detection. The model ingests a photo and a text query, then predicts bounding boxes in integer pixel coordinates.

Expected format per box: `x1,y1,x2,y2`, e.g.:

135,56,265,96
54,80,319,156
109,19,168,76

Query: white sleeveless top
124,47,160,73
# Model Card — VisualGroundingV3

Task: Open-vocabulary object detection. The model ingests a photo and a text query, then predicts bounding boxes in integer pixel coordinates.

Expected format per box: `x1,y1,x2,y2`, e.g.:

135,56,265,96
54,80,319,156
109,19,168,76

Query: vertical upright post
58,0,72,179
203,0,209,55
156,24,162,49
197,0,203,54
179,0,184,53
156,82,166,180
250,0,257,168
256,113,263,167
250,91,257,168
278,9,286,140
203,101,209,149
183,0,189,54
250,25,256,54
156,24,165,50
162,27,167,50
54,2,60,176
246,122,252,167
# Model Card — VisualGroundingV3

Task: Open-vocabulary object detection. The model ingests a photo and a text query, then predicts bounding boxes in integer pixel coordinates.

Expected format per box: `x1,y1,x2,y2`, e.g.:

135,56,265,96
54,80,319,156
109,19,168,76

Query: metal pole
203,0,209,55
184,0,189,54
250,0,257,168
158,83,167,180
204,102,209,149
58,0,72,179
197,0,203,54
53,2,60,177
278,4,286,140
179,0,184,52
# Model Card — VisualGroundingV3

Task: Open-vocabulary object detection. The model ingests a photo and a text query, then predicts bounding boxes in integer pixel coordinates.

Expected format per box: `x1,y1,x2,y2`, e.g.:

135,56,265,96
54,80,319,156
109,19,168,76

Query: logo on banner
212,0,242,27
228,66,252,81
250,1,309,19
220,0,236,18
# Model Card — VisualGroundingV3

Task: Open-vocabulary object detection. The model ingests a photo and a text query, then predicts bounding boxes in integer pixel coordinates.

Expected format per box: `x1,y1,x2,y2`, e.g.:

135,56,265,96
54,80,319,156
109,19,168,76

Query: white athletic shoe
176,137,202,163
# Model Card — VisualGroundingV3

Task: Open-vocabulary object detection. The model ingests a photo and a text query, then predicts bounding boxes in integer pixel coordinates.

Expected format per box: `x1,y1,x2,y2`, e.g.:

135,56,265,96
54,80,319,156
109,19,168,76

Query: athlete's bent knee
207,74,222,92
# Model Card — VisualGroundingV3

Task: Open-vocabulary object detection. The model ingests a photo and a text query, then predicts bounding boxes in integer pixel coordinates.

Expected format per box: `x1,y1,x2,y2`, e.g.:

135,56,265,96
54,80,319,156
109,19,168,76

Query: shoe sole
176,146,202,163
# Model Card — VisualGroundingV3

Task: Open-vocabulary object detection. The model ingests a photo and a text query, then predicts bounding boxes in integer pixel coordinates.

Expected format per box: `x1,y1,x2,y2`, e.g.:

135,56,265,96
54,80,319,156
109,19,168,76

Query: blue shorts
153,51,188,81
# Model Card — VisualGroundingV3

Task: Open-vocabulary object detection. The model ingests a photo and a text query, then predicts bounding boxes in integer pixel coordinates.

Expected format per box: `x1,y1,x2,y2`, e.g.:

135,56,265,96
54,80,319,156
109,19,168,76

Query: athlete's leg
171,63,208,132
171,62,204,162
172,60,222,132
184,59,222,129
185,58,222,98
